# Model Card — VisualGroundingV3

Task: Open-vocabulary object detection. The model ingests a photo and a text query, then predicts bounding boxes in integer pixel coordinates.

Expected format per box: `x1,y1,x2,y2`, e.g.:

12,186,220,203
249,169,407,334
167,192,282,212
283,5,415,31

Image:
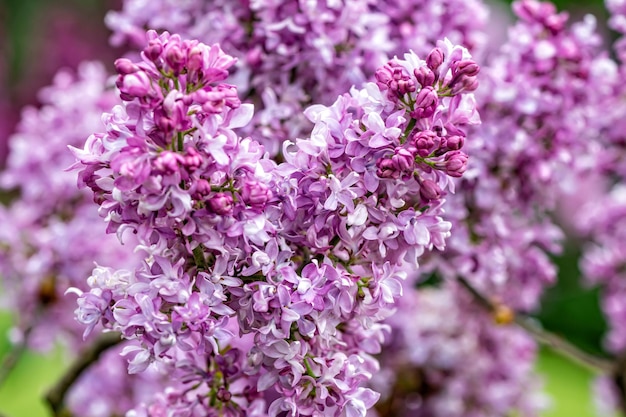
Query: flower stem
46,333,122,417
457,277,614,374
401,118,416,143
0,325,33,388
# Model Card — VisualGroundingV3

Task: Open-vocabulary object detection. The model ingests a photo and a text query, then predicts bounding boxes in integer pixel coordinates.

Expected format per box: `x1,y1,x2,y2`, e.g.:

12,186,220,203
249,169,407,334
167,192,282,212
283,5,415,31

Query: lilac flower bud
144,39,163,62
156,116,176,134
375,63,396,87
375,61,415,98
376,157,399,179
419,179,442,201
186,45,204,72
513,0,566,32
411,86,439,119
117,71,153,101
445,135,465,150
192,179,212,198
164,43,186,74
217,388,232,402
183,147,202,170
448,60,480,93
241,180,272,209
114,58,138,75
453,60,480,77
246,46,263,68
155,151,183,174
451,76,479,94
465,76,479,92
391,147,415,173
414,66,436,87
411,130,441,157
208,192,233,215
443,150,469,177
426,47,444,71
544,12,567,33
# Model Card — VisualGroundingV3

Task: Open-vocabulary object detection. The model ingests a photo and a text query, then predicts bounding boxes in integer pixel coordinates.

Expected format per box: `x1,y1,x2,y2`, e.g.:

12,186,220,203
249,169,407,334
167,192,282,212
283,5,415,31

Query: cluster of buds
372,40,478,210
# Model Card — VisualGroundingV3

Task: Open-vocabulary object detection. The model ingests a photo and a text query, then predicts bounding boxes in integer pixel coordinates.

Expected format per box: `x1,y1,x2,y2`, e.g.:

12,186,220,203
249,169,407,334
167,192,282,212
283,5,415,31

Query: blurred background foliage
0,0,621,416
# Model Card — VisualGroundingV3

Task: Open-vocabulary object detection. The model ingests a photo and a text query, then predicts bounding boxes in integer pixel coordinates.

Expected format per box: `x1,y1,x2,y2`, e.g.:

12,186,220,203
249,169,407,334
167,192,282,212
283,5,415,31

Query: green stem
177,132,184,152
192,244,207,270
0,324,34,388
0,339,26,388
46,333,122,417
401,118,417,143
457,277,614,374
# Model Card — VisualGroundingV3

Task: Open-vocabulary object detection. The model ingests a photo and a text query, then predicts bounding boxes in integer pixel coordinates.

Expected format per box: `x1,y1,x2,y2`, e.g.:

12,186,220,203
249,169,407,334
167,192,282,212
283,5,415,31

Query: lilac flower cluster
70,29,479,416
104,0,488,155
0,62,140,352
371,281,546,417
65,343,167,417
580,186,626,353
377,0,489,58
414,0,611,312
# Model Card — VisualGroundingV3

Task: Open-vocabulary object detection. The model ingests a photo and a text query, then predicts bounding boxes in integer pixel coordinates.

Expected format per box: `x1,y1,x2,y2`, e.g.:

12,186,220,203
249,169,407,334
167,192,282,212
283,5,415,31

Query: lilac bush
1,0,626,416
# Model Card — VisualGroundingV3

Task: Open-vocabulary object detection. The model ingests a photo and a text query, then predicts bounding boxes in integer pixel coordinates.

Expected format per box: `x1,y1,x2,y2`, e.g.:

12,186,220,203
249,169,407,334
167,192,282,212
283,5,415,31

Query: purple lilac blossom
376,0,489,59
71,30,480,416
0,62,141,352
104,0,489,155
580,186,626,353
418,0,610,311
66,342,167,417
569,3,626,414
577,0,626,312
370,281,547,417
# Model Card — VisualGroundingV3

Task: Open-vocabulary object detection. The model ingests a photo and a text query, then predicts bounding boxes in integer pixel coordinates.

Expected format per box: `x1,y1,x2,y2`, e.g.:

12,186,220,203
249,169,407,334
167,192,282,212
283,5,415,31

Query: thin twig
457,277,614,374
45,332,122,417
0,326,33,387
514,316,614,374
0,342,27,387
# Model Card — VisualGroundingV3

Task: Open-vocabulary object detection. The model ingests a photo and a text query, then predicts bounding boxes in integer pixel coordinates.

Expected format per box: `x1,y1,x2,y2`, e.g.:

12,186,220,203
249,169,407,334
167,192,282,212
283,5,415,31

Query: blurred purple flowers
2,0,626,416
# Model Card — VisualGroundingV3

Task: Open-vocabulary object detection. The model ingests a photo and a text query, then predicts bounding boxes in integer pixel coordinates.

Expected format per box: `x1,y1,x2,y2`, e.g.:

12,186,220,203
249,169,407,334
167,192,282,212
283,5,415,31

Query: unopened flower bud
445,135,465,151
448,60,480,93
375,61,415,97
164,43,186,74
453,60,480,77
115,58,138,75
209,192,234,215
184,147,203,170
411,86,438,119
411,130,440,157
156,116,176,134
117,71,152,100
241,180,272,209
186,45,204,72
217,388,232,402
376,158,399,179
144,40,163,62
154,151,183,174
426,47,444,71
420,179,442,201
443,151,469,177
391,147,415,173
246,46,263,68
414,66,436,87
194,179,212,197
